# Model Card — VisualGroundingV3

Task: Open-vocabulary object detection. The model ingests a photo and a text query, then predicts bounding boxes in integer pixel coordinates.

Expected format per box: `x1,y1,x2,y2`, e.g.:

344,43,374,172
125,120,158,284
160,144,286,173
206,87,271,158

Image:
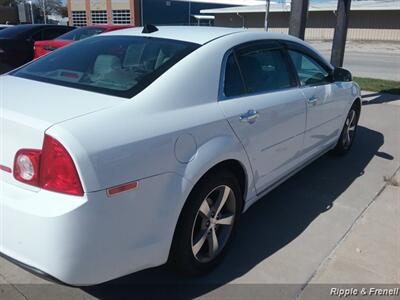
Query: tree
36,0,64,16
0,0,24,6
56,5,67,18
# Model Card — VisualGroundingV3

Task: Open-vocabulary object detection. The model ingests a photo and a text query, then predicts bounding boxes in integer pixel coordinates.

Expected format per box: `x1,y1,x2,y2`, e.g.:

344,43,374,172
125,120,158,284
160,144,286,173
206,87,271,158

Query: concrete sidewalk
299,171,400,299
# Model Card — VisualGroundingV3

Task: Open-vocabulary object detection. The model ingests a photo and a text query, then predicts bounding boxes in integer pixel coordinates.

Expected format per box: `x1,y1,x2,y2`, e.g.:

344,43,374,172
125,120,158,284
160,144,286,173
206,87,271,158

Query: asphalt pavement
0,91,399,300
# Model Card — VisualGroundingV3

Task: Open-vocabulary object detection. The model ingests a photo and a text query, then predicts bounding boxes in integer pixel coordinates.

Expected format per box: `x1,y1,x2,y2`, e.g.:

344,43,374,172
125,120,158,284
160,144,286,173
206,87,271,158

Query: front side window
288,50,331,86
236,46,292,94
12,36,199,98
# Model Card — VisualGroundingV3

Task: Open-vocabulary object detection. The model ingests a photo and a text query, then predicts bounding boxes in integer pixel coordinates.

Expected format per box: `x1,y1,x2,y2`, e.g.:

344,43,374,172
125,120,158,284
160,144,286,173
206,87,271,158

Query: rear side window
288,50,331,86
224,54,245,97
13,36,199,98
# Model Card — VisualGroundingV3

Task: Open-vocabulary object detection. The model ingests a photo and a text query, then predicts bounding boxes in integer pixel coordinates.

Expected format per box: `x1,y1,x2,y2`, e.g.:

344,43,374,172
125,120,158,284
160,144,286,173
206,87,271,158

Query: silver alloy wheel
191,185,236,263
342,109,357,149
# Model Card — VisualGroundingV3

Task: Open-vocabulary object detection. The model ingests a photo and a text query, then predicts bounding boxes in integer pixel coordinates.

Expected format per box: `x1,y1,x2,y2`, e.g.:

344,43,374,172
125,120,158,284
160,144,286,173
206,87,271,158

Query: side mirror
332,67,352,82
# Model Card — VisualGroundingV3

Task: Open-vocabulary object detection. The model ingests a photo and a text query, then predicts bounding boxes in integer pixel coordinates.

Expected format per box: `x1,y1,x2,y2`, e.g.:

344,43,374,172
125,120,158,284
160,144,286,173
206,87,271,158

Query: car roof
86,25,131,29
103,26,247,45
102,26,306,45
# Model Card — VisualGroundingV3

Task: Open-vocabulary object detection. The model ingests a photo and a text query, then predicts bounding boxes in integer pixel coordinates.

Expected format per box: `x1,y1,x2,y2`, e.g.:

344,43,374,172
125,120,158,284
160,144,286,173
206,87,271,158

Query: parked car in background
0,25,14,31
0,26,361,285
34,25,133,58
0,24,74,74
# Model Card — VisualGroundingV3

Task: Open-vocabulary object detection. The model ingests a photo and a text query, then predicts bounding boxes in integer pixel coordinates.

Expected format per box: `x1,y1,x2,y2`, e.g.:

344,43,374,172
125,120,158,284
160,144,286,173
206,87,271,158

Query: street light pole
264,0,270,31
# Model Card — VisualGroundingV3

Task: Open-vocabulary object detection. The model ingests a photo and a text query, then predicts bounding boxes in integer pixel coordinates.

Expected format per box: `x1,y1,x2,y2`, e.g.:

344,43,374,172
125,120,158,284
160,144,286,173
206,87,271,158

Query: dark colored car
0,25,14,31
34,25,133,58
0,24,75,74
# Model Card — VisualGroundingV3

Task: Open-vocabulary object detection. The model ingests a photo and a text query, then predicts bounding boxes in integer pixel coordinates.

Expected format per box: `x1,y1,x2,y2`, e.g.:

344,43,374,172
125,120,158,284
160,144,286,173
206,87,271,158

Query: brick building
67,0,140,26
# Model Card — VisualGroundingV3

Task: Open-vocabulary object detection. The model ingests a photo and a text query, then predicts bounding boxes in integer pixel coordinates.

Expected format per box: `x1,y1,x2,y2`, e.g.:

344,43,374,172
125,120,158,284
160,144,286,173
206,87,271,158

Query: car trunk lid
0,75,121,190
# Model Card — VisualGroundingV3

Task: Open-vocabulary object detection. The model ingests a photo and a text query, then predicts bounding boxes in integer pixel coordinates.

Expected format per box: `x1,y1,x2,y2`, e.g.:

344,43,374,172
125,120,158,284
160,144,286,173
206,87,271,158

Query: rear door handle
240,110,259,124
308,96,319,104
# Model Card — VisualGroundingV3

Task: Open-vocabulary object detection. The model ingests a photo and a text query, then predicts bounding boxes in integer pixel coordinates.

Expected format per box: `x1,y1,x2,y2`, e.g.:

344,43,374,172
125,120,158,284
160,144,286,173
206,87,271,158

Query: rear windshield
56,27,105,41
13,36,199,98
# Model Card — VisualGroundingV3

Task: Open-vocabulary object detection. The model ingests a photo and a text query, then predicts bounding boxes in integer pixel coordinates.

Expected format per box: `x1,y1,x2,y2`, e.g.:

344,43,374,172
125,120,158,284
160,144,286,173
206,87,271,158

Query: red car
34,25,132,58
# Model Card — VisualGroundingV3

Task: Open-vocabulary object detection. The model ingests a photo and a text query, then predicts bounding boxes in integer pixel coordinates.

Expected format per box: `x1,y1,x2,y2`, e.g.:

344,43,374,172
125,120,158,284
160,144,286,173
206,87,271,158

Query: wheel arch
190,159,249,207
179,134,254,206
167,157,250,264
352,97,362,113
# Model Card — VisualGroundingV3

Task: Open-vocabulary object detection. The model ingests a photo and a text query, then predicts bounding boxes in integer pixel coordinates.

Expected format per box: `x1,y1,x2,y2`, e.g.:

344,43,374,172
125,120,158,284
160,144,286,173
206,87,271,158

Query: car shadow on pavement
362,92,400,105
83,125,387,300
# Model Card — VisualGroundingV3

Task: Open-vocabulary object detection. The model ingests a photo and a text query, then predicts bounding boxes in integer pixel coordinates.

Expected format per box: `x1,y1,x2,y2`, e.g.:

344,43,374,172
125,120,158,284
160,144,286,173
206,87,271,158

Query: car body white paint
0,27,361,285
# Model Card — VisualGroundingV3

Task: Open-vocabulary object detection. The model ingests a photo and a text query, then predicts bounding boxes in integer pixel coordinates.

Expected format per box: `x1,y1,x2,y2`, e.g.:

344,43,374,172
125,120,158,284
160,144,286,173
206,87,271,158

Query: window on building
91,10,108,24
112,10,131,24
72,11,87,27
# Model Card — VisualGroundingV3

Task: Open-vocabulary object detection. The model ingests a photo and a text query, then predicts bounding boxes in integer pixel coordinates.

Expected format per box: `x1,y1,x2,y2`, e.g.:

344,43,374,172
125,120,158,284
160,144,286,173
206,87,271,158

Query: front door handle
240,109,259,124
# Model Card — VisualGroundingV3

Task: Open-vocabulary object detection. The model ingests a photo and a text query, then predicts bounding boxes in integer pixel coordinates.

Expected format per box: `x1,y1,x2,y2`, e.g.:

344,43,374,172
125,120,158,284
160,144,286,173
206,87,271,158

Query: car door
287,48,346,156
218,41,307,193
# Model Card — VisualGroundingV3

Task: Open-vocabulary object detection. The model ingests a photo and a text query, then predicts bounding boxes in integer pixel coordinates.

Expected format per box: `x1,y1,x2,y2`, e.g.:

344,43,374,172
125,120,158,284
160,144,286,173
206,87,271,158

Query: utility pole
264,0,270,31
28,1,34,24
288,0,309,40
42,0,46,24
188,0,191,25
331,0,352,67
140,0,143,26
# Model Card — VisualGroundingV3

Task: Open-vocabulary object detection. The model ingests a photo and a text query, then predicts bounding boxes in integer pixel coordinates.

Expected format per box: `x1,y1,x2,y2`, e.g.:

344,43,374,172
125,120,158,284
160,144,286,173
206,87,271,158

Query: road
1,92,399,300
310,40,400,81
342,52,400,81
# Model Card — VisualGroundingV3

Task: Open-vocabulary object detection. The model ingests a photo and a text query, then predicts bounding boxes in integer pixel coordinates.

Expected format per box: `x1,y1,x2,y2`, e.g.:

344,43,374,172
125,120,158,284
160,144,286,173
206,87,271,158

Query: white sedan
0,26,361,285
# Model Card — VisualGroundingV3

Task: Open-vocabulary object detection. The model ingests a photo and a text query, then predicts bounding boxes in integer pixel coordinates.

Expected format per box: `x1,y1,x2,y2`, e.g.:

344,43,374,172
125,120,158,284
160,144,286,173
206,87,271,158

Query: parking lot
0,90,399,300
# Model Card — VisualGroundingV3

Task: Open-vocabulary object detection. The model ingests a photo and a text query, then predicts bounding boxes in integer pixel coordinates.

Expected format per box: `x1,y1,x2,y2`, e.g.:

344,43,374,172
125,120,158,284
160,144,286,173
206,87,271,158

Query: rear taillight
13,135,84,196
40,135,83,196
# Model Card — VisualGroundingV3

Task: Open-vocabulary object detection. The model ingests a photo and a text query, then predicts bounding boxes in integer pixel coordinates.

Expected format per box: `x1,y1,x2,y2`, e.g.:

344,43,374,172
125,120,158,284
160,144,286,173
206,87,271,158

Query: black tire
333,104,360,155
168,169,243,275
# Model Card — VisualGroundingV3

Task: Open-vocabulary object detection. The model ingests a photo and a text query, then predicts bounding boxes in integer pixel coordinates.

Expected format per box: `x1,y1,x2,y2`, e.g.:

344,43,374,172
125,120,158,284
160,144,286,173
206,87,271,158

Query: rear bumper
0,172,190,285
0,251,66,285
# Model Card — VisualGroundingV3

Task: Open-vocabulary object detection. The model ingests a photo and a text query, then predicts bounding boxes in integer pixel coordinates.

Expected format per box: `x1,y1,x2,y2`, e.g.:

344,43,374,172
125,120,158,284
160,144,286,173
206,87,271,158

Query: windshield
13,36,199,98
56,27,106,41
0,25,31,39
